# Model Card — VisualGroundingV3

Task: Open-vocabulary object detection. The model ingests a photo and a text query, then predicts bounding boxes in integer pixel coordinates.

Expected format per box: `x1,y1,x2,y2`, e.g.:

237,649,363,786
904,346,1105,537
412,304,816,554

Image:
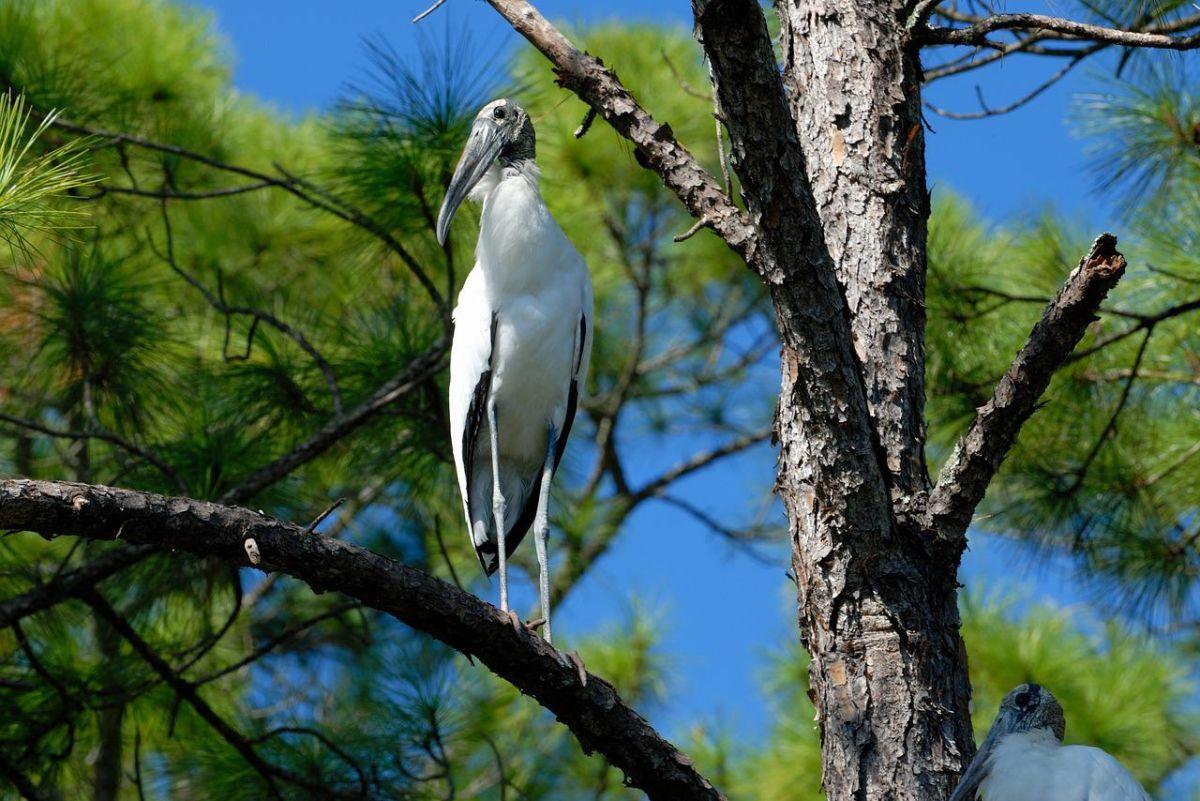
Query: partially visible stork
949,684,1151,801
438,98,593,645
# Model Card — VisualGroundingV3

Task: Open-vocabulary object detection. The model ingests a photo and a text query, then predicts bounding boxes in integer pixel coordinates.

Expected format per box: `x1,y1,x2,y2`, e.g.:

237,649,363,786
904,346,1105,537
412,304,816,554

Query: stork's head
994,683,1066,741
948,684,1066,801
436,98,536,244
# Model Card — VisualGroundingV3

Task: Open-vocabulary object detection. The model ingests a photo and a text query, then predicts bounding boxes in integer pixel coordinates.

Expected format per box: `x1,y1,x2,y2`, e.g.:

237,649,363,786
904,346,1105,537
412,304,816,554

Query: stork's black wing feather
553,314,586,471
464,313,497,573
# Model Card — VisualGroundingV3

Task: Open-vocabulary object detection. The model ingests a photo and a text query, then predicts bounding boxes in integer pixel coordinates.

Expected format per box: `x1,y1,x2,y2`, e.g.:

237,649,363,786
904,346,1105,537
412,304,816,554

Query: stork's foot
525,616,546,631
506,610,523,635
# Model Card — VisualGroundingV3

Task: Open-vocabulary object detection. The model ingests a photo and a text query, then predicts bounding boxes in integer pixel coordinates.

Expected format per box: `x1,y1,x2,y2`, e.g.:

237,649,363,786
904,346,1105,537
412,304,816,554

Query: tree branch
0,411,186,493
928,233,1128,542
922,13,1200,50
0,544,155,629
49,116,446,313
923,54,1085,119
216,337,447,505
630,427,771,503
0,478,727,801
480,0,757,263
0,752,50,801
82,593,295,800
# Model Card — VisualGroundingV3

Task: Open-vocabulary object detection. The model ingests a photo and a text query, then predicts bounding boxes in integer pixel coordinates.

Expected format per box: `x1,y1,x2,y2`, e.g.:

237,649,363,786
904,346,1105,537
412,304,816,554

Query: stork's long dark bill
436,118,504,245
947,711,1013,801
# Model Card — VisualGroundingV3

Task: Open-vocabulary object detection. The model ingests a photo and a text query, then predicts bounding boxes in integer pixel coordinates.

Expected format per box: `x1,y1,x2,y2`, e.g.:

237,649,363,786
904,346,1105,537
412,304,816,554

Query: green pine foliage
926,59,1200,628
0,94,97,255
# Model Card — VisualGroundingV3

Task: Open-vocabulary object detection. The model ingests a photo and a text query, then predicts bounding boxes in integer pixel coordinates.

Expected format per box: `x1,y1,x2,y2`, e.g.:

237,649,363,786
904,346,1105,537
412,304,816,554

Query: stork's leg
487,397,509,612
533,425,558,643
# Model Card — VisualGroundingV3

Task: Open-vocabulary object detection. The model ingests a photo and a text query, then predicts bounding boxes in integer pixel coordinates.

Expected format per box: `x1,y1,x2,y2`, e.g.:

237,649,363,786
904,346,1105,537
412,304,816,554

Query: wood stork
949,683,1151,801
438,98,593,645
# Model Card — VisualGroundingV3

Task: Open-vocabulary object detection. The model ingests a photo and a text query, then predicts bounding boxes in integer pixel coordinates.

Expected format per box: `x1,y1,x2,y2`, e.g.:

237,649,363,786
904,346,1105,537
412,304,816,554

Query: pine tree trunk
773,2,975,798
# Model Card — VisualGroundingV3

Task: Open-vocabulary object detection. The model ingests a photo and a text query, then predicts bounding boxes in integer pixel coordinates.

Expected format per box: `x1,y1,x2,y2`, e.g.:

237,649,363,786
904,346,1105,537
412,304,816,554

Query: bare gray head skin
948,684,1067,801
436,98,536,244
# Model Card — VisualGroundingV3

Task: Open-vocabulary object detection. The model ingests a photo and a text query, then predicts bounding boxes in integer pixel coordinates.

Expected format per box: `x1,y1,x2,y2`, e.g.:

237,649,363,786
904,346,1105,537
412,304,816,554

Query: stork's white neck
473,160,570,301
468,160,541,205
991,727,1062,766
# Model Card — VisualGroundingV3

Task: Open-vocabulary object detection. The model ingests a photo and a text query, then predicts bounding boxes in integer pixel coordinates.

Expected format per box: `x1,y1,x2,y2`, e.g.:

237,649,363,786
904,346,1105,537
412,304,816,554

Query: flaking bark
770,3,976,799
930,234,1128,539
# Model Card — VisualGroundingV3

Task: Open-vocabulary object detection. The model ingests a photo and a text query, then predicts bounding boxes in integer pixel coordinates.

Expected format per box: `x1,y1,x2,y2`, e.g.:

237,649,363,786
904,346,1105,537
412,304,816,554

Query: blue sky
188,0,1124,743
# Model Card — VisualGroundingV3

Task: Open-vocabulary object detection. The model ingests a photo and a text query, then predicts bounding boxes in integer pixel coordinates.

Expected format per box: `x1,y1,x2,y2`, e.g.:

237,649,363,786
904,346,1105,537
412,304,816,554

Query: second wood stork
438,98,593,644
949,683,1151,801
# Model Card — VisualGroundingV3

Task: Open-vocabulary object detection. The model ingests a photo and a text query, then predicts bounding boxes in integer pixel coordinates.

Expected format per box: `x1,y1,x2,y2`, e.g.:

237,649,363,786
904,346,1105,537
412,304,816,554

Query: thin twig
88,181,274,200
1061,329,1152,496
412,0,450,23
197,603,359,686
432,518,466,592
48,115,446,312
924,55,1083,119
708,64,733,197
304,497,347,536
656,494,776,566
673,217,710,243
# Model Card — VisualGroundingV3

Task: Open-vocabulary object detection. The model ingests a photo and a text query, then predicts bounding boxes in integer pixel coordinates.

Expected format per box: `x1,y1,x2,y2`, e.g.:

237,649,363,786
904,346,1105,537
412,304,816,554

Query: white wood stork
438,98,593,645
949,684,1152,801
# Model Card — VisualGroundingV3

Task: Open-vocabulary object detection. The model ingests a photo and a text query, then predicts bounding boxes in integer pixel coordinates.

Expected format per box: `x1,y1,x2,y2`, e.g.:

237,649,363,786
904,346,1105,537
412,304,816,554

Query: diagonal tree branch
480,0,758,263
0,544,155,629
216,337,447,505
928,233,1128,542
0,478,727,801
82,593,294,800
0,752,50,801
45,116,446,313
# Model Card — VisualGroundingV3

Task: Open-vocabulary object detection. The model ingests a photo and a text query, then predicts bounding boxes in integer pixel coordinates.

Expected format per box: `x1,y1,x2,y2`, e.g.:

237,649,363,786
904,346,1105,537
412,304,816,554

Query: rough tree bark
694,6,968,796
773,3,974,798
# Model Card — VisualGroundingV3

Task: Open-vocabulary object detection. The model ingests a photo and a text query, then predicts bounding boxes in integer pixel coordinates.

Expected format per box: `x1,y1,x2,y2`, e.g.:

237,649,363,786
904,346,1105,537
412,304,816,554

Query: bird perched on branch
949,683,1151,801
439,98,593,645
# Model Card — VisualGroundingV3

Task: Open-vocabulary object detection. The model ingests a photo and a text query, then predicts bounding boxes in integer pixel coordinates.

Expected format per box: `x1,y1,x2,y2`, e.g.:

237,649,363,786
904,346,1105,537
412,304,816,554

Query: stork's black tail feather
472,466,544,577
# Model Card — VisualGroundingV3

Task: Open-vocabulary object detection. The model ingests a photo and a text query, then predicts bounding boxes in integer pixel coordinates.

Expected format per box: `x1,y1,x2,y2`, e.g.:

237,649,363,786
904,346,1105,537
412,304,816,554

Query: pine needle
0,93,99,254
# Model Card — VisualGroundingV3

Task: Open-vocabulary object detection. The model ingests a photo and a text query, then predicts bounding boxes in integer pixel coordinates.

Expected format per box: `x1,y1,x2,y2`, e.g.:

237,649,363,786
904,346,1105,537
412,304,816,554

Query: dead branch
928,233,1128,541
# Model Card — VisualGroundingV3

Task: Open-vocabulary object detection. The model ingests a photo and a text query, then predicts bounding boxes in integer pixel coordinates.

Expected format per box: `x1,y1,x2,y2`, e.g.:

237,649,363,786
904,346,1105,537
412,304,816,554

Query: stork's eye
493,106,506,120
1014,691,1032,708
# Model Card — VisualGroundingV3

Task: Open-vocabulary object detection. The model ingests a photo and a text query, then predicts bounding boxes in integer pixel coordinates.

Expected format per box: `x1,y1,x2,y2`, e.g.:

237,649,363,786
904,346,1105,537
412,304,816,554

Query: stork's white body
978,729,1151,801
448,161,592,578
